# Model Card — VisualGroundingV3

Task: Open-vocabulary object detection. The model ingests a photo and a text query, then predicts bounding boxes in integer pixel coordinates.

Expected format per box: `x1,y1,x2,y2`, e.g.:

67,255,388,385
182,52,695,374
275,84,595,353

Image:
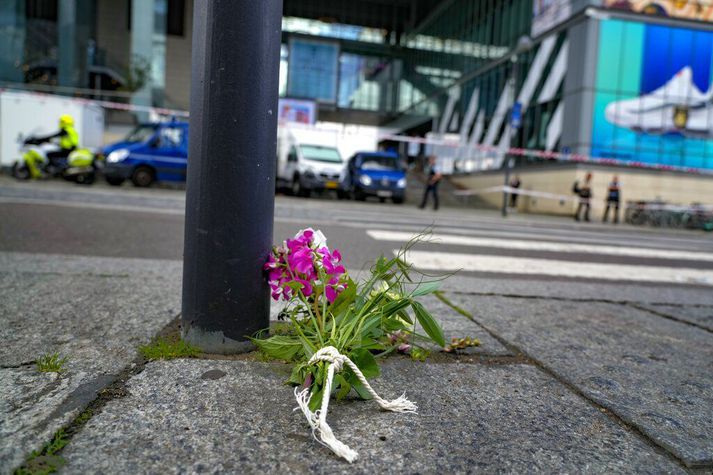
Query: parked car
345,151,406,204
102,120,188,187
275,126,346,197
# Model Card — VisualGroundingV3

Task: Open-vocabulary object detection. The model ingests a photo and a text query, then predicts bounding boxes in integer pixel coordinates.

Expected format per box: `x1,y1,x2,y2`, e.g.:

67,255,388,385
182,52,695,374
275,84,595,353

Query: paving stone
440,274,713,306
61,359,681,474
416,294,511,356
0,254,181,473
448,295,713,467
637,304,713,332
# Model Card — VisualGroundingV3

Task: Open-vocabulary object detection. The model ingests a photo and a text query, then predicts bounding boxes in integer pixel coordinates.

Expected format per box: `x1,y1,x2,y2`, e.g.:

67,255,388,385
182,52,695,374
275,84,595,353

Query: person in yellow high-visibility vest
25,114,79,178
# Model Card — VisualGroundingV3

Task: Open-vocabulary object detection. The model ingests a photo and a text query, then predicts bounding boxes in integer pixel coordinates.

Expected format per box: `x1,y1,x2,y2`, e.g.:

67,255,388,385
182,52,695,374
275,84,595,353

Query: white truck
276,125,347,197
0,90,104,169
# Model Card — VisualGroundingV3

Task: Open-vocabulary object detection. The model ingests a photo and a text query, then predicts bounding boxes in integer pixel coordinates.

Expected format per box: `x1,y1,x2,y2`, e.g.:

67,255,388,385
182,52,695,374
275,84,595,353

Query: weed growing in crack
138,336,200,361
434,290,474,320
35,353,68,373
74,409,93,426
13,429,69,475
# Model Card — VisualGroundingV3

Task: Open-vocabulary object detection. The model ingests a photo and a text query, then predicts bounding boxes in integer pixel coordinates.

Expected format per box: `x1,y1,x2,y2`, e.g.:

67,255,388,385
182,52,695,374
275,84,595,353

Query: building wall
95,0,130,72
96,0,192,110
450,164,713,216
164,0,192,110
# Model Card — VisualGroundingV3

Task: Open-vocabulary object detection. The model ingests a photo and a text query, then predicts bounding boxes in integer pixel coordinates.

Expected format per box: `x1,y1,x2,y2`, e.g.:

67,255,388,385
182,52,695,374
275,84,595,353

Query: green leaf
396,309,413,325
411,280,441,297
330,277,356,316
359,314,383,338
382,298,412,317
411,301,446,347
343,371,373,400
335,374,351,400
285,281,304,292
252,335,303,361
288,365,307,386
349,348,380,379
308,383,324,412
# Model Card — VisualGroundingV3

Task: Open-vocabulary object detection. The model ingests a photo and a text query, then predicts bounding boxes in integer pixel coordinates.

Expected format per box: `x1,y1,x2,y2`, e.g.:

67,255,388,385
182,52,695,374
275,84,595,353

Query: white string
293,346,417,463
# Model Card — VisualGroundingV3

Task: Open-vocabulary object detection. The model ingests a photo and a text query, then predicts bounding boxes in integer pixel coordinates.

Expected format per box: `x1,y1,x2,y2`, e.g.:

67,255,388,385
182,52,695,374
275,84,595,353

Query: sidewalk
1,251,712,473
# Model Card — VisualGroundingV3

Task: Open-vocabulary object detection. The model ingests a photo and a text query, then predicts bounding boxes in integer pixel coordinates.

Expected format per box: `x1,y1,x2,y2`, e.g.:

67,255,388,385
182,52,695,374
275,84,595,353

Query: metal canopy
283,0,447,35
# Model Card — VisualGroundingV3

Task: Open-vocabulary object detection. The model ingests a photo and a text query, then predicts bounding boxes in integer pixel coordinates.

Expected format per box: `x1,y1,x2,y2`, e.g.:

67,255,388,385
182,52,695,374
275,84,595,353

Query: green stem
289,314,317,352
285,263,324,346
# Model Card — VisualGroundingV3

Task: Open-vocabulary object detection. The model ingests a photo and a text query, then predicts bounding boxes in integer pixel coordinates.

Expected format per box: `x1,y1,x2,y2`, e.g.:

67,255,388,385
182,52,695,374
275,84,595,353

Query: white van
276,126,347,197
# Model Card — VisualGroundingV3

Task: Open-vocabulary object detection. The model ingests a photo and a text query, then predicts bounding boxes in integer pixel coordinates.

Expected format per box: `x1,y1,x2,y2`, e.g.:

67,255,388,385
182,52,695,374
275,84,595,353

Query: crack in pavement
10,315,181,474
449,290,713,333
436,291,703,471
628,303,713,335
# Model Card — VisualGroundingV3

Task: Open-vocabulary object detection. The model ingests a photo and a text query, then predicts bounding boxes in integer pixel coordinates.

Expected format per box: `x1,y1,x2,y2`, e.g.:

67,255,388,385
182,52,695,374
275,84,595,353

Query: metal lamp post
501,35,532,218
181,0,284,353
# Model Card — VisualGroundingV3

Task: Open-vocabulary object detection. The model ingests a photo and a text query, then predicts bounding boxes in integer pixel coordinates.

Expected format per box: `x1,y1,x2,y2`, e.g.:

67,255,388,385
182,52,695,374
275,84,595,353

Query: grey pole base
183,323,256,355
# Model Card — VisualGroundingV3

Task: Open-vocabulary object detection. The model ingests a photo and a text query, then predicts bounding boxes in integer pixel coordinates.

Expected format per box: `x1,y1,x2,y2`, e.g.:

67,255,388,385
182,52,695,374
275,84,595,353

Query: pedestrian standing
419,156,442,211
509,175,521,208
573,172,592,222
602,175,621,224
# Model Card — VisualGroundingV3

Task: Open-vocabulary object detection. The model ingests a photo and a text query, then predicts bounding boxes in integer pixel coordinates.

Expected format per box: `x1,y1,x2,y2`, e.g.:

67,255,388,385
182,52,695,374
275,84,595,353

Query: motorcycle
11,136,102,185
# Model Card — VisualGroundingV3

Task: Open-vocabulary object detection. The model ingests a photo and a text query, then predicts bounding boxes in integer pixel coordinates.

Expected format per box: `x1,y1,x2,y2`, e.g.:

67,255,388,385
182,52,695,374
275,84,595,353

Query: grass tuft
74,409,93,426
14,429,69,475
35,353,68,373
138,336,200,361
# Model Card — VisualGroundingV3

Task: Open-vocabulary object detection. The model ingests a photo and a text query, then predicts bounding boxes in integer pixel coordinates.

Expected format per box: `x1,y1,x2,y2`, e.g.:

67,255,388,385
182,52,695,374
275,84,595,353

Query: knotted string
293,346,417,463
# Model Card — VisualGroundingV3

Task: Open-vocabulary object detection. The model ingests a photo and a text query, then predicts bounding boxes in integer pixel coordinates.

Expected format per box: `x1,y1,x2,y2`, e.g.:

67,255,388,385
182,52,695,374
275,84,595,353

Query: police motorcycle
11,135,101,185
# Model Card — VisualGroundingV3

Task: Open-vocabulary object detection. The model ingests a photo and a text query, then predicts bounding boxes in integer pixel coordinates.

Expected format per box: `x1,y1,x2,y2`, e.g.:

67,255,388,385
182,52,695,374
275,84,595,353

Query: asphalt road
2,176,713,287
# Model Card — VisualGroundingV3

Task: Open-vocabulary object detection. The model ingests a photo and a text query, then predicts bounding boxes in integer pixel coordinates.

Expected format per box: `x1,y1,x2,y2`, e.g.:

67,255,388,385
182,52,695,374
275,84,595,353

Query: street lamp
502,35,532,218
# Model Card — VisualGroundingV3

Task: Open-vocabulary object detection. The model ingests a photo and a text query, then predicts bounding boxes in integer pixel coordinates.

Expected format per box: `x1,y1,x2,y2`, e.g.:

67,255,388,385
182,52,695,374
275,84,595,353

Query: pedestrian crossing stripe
368,230,713,263
400,250,713,286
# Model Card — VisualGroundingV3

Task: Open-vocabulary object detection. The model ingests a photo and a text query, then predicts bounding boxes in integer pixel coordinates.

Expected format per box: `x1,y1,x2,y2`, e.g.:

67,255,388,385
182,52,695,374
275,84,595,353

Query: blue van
345,151,407,204
102,121,189,187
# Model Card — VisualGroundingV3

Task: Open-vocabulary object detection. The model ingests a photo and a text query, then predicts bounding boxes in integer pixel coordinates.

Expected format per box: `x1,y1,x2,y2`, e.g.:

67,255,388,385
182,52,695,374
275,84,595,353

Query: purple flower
264,228,348,304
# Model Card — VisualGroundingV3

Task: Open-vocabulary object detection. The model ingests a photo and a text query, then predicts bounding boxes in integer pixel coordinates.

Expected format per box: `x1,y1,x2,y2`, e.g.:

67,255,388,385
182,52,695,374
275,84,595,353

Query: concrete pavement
1,178,712,473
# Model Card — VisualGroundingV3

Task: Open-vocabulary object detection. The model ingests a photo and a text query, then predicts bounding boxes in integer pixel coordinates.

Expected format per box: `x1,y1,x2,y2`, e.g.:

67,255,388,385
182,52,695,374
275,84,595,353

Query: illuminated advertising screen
591,19,713,169
604,0,713,22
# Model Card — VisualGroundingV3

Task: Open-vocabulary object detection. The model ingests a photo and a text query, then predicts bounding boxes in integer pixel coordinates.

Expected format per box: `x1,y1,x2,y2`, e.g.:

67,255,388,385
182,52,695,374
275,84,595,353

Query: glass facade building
2,0,713,169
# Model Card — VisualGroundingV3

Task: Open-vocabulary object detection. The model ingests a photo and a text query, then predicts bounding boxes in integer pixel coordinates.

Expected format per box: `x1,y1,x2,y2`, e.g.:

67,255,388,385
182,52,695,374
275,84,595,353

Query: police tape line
0,87,190,118
379,133,713,176
4,86,713,176
453,185,576,202
453,184,713,212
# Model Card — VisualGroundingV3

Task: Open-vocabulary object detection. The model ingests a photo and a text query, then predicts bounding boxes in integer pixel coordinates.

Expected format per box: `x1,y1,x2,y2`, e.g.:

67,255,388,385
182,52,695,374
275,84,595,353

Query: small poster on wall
277,98,317,125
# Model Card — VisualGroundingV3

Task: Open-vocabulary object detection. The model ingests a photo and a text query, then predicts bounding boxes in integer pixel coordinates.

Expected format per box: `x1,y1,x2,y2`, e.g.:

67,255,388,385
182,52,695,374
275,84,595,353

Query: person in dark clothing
509,175,521,208
573,172,593,222
602,175,621,224
419,155,442,211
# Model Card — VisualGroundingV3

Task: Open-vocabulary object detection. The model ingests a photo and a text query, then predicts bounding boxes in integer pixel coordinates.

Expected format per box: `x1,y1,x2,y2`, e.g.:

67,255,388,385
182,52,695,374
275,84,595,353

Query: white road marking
401,250,713,286
370,230,713,262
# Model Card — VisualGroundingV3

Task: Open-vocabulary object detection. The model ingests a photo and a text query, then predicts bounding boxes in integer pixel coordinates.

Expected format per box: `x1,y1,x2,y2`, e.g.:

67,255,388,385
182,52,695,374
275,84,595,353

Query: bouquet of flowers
254,228,447,462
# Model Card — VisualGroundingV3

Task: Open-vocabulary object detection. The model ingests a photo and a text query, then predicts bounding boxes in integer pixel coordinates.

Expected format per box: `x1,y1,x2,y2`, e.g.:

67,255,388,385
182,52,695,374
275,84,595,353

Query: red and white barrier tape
453,185,713,212
0,88,189,118
3,87,712,176
380,133,713,176
454,185,575,202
